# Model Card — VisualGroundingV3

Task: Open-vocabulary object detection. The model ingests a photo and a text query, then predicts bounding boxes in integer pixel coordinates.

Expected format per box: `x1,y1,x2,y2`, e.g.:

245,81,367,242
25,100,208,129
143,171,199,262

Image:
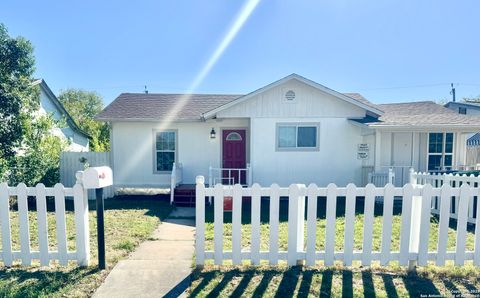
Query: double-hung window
276,123,319,151
427,132,453,171
155,131,176,172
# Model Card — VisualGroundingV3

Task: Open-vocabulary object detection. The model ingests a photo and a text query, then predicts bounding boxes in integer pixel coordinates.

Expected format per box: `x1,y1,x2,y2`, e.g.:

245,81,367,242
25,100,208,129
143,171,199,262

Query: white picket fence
195,176,480,267
411,171,480,224
0,172,90,267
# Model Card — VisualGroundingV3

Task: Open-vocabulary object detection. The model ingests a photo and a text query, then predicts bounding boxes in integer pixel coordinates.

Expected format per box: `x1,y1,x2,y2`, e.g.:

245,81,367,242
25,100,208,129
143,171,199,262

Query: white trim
371,124,480,131
202,74,384,119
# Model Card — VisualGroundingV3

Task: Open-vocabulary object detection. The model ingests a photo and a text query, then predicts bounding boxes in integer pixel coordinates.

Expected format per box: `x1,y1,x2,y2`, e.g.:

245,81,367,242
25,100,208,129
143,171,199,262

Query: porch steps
173,186,196,207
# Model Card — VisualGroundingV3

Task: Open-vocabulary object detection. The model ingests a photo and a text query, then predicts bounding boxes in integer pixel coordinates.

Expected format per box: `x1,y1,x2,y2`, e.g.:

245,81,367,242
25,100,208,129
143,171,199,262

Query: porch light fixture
210,128,216,139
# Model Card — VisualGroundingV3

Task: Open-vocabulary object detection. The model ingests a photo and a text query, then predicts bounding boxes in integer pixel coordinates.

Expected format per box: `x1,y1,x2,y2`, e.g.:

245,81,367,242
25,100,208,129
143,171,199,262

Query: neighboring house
33,79,90,152
445,101,480,146
445,101,480,166
445,101,480,116
97,74,480,194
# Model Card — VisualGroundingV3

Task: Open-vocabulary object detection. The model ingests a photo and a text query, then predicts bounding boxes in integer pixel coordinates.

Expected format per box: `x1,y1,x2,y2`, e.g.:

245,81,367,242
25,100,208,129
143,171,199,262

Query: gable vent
285,90,296,101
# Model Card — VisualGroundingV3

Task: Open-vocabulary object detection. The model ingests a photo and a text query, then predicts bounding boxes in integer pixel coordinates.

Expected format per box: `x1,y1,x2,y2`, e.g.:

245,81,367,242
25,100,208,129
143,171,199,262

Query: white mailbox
83,166,113,189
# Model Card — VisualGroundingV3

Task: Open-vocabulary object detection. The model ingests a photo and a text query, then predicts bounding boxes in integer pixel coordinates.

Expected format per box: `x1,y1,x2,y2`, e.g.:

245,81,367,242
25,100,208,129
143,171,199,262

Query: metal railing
208,164,252,187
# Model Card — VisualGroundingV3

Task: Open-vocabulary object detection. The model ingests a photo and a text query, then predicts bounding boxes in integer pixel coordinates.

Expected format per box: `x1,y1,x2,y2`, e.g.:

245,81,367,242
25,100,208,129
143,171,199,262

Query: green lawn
0,195,172,298
190,197,480,297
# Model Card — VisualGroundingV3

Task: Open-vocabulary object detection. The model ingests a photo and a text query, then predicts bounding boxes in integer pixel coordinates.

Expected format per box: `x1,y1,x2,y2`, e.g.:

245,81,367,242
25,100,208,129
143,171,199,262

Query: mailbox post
82,166,113,270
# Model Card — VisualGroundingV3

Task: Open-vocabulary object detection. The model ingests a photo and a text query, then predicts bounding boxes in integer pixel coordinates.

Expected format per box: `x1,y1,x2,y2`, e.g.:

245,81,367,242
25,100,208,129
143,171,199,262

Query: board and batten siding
216,78,366,119
111,119,249,187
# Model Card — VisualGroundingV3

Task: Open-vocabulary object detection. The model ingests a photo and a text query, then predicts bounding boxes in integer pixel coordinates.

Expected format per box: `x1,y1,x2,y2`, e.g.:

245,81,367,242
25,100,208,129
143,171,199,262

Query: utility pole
450,83,456,102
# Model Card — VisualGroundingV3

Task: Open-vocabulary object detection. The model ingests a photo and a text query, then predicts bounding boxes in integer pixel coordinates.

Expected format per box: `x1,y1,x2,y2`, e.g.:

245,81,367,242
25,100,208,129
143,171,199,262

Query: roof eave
368,123,480,131
95,117,204,123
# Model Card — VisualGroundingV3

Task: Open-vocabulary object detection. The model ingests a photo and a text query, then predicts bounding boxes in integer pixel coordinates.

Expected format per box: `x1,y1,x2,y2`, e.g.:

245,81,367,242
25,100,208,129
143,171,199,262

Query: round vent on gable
285,90,296,101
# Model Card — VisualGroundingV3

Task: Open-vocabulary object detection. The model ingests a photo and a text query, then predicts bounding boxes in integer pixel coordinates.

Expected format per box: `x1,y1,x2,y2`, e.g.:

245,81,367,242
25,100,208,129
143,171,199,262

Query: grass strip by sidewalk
0,196,172,298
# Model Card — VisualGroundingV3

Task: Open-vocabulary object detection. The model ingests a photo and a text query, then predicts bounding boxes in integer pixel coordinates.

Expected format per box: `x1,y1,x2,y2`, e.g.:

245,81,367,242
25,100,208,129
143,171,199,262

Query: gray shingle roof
343,93,382,112
366,101,480,127
96,93,242,121
97,92,379,121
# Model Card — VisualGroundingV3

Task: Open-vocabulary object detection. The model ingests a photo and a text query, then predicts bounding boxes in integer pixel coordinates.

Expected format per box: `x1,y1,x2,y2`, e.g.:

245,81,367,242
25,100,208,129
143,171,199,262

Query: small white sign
357,152,369,160
357,143,370,160
358,143,369,152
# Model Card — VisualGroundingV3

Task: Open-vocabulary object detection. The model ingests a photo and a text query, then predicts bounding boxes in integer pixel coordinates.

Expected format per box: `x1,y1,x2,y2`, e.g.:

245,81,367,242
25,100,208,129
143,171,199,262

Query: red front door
222,129,246,185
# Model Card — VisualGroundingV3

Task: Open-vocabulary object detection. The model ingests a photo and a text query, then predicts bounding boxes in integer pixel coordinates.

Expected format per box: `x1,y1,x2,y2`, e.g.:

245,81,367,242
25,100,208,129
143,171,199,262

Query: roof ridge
120,92,243,96
379,100,436,105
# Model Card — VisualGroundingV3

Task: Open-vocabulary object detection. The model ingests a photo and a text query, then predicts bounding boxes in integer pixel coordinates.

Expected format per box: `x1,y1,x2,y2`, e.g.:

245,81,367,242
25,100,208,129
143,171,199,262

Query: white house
33,79,90,152
97,74,480,199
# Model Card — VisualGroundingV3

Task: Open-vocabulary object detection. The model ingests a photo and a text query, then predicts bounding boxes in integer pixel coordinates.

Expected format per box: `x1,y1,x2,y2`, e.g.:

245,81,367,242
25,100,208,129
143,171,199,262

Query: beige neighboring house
33,79,90,151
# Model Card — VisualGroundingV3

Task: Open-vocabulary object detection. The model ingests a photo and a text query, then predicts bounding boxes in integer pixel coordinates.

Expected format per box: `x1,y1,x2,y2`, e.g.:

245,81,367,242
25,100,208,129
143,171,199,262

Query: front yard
0,196,172,298
189,198,480,297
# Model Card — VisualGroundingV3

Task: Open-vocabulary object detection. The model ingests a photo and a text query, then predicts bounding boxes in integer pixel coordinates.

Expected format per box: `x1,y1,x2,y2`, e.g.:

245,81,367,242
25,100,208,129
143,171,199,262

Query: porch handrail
368,168,395,186
170,162,183,204
208,164,251,187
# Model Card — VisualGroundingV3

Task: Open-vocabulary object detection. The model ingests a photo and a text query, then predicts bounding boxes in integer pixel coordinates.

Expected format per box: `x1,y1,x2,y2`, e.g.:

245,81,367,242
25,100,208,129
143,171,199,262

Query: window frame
153,129,178,174
427,132,454,172
275,122,320,152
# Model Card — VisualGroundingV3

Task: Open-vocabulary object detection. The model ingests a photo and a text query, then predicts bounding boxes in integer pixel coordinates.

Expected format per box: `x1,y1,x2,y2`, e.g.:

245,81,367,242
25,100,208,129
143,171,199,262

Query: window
226,132,242,141
428,132,453,171
459,107,467,114
155,131,176,172
276,123,319,151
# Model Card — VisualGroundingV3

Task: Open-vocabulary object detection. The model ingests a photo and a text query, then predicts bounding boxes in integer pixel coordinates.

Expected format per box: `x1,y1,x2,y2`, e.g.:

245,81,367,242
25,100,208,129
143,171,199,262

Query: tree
10,115,67,186
58,89,110,151
0,23,66,186
0,23,38,159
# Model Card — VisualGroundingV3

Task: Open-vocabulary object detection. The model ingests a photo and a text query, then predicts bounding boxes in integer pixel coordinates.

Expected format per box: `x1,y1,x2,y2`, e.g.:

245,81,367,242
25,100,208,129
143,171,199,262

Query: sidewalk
93,208,195,298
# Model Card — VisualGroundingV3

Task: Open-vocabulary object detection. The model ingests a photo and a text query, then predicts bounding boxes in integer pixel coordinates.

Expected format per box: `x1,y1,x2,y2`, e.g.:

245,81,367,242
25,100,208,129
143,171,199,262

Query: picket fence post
408,169,421,270
287,184,306,266
74,171,91,266
195,176,206,267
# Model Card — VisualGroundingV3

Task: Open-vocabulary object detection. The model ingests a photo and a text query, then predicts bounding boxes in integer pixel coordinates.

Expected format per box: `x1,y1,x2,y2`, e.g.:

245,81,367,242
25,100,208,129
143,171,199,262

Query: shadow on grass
189,267,462,297
0,266,99,297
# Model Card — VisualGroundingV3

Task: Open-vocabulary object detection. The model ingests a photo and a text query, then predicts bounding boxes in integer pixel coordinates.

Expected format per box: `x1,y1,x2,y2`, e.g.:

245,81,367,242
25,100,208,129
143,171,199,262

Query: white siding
112,119,249,187
249,117,364,186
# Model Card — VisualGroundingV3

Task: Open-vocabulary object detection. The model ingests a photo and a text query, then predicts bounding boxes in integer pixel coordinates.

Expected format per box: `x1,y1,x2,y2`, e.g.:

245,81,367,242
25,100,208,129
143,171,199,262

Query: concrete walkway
94,207,195,298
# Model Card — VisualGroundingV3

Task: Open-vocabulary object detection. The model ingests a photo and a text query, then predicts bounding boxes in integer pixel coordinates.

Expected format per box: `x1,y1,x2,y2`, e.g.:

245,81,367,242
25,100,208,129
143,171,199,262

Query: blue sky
2,0,480,105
